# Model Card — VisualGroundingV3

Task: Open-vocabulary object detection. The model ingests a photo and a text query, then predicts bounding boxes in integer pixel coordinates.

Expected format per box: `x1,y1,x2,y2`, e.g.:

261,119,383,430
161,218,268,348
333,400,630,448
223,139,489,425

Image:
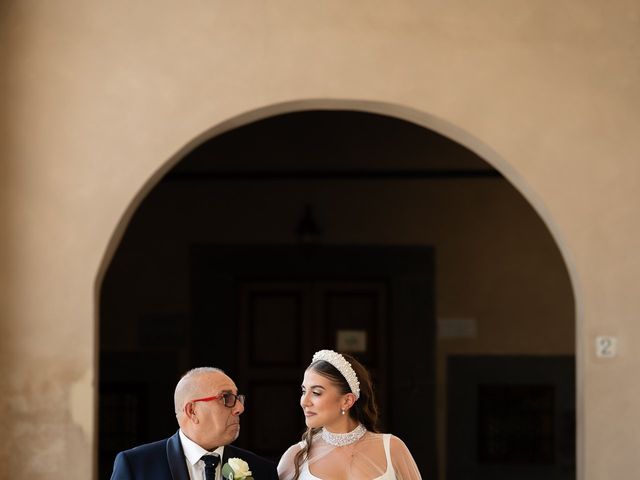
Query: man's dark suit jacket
110,430,278,480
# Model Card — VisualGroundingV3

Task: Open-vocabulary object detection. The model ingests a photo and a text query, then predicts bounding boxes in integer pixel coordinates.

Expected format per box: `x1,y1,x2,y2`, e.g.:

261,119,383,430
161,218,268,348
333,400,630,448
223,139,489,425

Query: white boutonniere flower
221,458,253,480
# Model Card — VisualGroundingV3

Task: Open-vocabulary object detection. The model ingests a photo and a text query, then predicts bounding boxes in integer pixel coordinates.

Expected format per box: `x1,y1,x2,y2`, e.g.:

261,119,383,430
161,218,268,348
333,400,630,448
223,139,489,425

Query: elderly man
110,367,278,480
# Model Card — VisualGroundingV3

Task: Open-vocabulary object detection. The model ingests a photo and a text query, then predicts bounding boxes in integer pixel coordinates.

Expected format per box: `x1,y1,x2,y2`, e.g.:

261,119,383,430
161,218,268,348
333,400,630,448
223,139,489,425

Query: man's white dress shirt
179,429,225,480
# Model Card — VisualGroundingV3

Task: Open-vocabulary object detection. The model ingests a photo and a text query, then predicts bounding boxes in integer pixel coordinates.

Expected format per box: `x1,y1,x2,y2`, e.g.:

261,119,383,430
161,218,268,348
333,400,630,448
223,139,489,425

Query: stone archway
96,99,580,479
99,98,580,299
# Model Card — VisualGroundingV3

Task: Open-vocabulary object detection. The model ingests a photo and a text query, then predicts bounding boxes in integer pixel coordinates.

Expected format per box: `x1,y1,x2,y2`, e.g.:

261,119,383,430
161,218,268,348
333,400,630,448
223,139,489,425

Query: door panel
242,286,306,366
248,382,302,456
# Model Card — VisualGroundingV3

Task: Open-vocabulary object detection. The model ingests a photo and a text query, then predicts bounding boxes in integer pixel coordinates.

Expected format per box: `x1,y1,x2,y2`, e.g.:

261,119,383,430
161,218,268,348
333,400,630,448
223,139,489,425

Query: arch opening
96,101,578,480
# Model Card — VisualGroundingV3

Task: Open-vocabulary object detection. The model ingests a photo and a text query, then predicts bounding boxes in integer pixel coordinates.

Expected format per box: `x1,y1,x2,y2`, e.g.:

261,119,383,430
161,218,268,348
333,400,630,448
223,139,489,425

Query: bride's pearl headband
312,349,361,399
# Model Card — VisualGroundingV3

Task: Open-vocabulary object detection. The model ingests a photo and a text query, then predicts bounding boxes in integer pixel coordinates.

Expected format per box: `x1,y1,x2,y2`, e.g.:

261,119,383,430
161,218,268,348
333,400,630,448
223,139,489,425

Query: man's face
188,371,245,450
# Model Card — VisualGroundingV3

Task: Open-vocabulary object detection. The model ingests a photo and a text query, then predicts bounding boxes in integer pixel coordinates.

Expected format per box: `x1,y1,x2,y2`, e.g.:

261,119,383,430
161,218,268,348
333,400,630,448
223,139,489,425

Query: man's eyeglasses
190,393,246,408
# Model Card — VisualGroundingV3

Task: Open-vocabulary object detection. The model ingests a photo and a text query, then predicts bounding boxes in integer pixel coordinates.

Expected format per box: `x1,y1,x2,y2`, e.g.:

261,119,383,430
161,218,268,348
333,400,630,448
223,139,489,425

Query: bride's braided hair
292,353,379,480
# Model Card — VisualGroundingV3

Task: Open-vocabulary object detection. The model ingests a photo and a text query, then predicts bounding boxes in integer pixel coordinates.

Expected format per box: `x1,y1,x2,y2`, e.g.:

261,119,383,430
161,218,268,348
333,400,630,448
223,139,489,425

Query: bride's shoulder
386,434,412,455
278,441,307,480
282,441,305,457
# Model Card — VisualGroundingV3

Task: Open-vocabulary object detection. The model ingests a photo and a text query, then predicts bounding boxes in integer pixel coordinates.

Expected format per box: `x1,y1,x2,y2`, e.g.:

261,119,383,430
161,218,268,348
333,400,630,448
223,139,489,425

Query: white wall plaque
595,336,617,358
336,330,367,352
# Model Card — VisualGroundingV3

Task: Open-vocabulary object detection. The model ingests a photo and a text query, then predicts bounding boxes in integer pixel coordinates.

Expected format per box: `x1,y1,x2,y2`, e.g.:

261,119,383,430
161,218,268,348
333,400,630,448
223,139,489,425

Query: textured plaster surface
1,1,639,478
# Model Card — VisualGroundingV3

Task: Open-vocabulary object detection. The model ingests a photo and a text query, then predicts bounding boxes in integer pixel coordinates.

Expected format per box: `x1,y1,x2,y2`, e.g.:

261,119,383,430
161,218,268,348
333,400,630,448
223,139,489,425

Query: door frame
190,244,437,476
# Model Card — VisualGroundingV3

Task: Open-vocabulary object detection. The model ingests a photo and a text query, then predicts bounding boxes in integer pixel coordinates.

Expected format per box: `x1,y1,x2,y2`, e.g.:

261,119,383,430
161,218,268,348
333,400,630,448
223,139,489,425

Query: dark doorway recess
190,245,437,476
98,108,524,480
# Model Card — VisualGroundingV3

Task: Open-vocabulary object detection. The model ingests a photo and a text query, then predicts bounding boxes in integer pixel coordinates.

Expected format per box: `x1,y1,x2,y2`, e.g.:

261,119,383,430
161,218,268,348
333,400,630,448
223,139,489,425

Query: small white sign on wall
437,318,477,339
595,336,618,358
336,330,367,352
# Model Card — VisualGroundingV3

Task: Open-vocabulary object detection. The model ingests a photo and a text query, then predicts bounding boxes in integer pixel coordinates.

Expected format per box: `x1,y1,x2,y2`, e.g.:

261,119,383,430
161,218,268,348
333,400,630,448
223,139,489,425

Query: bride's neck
323,416,359,434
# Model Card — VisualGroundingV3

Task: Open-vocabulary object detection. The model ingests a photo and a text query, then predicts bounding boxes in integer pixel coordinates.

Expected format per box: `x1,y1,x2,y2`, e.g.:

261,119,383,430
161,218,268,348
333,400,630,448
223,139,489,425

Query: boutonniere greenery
221,457,253,480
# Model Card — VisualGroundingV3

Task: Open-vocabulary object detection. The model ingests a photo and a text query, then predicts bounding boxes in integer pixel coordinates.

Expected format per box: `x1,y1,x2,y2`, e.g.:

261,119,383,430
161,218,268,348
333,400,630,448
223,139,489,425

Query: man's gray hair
181,366,225,378
174,366,225,415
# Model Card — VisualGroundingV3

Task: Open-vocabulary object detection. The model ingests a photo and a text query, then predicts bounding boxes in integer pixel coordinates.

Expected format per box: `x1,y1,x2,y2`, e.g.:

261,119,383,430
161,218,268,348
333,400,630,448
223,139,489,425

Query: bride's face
300,369,346,430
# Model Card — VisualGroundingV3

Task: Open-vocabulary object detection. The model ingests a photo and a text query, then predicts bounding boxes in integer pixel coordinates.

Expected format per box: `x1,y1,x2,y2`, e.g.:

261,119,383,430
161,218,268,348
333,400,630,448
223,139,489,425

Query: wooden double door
237,280,388,455
190,245,436,477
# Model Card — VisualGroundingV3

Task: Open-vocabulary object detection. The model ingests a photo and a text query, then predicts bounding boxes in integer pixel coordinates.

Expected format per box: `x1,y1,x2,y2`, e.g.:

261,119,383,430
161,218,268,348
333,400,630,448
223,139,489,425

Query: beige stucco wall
1,1,639,479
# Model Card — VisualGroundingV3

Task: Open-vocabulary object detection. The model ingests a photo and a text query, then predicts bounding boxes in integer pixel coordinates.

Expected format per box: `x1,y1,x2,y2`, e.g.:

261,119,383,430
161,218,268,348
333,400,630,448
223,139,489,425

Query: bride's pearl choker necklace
322,423,367,446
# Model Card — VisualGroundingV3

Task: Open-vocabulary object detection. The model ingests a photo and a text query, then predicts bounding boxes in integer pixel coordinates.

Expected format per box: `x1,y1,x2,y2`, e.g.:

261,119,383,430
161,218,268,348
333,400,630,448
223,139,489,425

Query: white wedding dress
278,432,422,480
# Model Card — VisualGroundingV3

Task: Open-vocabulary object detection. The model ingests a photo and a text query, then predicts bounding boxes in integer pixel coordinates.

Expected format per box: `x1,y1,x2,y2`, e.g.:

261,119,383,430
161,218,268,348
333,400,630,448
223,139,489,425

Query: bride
278,349,422,480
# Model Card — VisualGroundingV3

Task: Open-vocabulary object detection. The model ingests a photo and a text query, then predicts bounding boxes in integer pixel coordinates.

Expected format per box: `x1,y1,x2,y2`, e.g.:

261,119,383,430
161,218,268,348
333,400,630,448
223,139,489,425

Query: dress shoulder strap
383,434,393,467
